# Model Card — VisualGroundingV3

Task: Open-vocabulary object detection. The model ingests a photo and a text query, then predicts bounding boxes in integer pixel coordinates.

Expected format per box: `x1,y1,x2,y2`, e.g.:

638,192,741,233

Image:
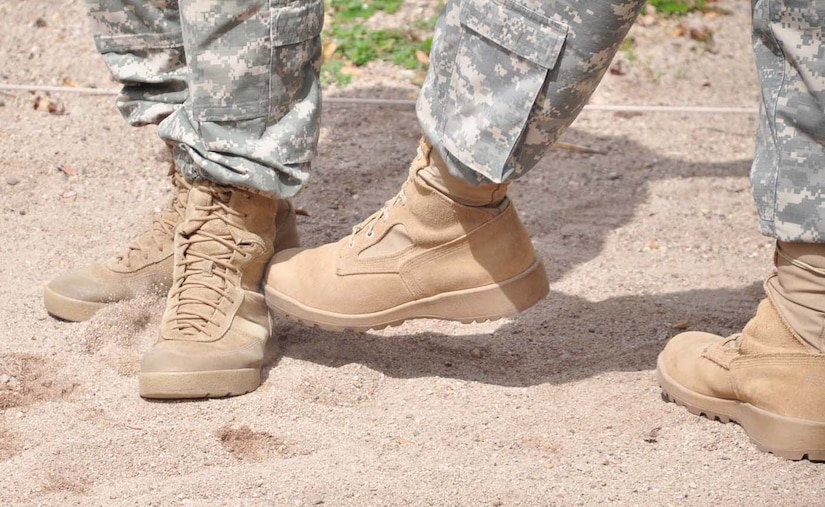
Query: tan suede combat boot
264,139,549,332
657,241,825,460
43,170,298,322
43,169,191,322
139,182,281,399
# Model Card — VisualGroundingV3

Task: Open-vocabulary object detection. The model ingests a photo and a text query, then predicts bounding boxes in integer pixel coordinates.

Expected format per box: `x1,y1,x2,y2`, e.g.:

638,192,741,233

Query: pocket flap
274,0,325,46
460,0,568,69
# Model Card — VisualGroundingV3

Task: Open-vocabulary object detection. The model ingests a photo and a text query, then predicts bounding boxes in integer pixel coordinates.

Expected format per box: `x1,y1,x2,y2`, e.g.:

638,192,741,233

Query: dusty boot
44,169,191,322
264,139,549,331
139,182,281,399
657,241,825,460
43,170,299,323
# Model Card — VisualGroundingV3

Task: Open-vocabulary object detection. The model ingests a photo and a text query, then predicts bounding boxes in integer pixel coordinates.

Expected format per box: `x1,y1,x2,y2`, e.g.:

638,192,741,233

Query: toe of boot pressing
139,333,267,399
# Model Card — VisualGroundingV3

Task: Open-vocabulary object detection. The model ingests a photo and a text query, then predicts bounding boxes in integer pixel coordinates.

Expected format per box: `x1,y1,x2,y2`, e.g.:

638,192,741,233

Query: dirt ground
2,0,823,505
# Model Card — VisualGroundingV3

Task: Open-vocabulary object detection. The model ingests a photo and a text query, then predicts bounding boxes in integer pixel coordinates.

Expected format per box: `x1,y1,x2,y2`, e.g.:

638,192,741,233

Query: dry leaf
322,41,338,61
415,50,430,65
609,60,628,76
340,63,362,77
689,26,714,42
57,165,76,177
671,24,687,37
673,321,690,330
33,95,66,115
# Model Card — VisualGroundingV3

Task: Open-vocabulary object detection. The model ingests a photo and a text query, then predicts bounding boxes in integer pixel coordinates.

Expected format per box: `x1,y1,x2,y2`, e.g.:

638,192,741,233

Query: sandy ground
3,0,823,505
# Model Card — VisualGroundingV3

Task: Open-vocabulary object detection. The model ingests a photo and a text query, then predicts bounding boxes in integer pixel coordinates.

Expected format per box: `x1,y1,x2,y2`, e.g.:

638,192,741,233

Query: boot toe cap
659,331,734,398
141,337,265,374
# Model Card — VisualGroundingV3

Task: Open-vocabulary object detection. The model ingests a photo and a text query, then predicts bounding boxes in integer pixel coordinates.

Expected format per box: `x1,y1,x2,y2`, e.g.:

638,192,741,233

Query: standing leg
44,0,301,323
139,0,322,399
157,0,324,199
658,0,825,460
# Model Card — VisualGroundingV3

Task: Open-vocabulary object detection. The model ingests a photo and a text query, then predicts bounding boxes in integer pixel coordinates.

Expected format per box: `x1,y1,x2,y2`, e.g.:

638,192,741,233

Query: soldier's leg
139,0,322,399
156,0,323,200
44,0,189,321
658,0,825,460
419,0,645,185
264,0,645,332
86,0,187,126
44,0,300,323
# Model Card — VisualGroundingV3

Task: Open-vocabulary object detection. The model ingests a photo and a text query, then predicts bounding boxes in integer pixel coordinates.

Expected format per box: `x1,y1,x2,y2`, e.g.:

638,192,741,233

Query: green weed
330,24,431,69
647,0,707,16
320,60,353,87
329,0,405,20
322,0,438,85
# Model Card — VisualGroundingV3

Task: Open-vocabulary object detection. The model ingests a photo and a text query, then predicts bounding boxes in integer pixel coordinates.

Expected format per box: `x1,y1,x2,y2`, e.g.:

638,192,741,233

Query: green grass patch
321,0,438,86
619,38,637,62
329,0,405,20
320,59,353,87
330,24,432,68
647,0,707,15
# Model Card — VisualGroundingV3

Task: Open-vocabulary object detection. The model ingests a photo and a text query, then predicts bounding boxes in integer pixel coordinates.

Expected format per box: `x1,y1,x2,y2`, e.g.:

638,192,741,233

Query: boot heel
739,406,825,461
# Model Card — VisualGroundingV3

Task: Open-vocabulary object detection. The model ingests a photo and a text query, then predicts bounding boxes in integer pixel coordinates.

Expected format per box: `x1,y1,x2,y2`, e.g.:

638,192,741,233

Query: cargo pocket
192,0,324,124
267,0,324,119
442,0,568,182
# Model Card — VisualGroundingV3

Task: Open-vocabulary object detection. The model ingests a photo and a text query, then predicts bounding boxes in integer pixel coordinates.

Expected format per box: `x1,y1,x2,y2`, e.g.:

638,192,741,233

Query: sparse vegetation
647,0,706,16
321,0,438,86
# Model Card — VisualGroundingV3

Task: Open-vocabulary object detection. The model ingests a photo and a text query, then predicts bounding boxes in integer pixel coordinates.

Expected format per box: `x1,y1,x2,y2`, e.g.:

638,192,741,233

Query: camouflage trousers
88,0,825,242
86,0,643,199
752,0,825,242
87,0,323,198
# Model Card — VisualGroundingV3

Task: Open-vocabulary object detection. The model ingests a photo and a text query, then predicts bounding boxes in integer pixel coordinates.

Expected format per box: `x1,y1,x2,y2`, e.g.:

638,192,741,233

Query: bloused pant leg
751,0,825,242
157,0,323,199
86,0,187,126
418,0,645,184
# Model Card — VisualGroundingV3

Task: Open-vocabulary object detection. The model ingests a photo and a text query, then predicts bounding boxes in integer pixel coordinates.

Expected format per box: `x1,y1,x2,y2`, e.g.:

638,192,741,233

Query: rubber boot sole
265,259,549,332
656,352,825,461
43,286,105,322
139,368,261,399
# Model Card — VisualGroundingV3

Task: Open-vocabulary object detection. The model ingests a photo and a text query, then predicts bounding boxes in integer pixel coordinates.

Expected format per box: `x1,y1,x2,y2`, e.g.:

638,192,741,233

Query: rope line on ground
0,83,759,114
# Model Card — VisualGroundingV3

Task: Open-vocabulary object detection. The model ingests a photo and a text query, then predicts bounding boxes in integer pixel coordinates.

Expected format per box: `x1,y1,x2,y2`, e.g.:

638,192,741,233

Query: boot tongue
174,186,239,337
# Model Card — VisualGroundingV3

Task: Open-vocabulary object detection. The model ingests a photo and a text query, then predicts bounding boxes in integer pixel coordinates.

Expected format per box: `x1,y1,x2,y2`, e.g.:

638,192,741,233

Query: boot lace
114,172,188,269
167,188,245,336
349,189,407,247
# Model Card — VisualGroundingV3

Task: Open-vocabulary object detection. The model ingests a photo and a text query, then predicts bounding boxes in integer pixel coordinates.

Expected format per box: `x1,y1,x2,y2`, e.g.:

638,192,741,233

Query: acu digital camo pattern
751,0,825,242
87,0,644,198
87,0,323,199
86,0,186,126
89,0,825,242
418,0,646,184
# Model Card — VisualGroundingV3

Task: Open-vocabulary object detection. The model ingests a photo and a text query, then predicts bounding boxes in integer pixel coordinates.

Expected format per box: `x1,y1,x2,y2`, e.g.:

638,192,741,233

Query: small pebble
7,177,19,186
